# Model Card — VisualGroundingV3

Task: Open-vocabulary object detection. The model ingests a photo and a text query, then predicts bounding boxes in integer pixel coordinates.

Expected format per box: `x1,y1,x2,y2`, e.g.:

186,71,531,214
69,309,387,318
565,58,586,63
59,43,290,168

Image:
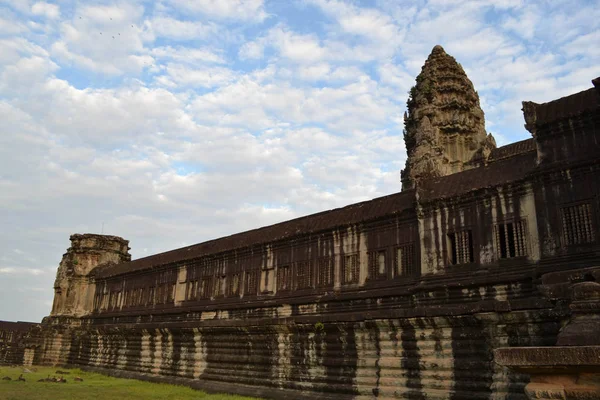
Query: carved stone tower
51,234,130,318
401,45,496,190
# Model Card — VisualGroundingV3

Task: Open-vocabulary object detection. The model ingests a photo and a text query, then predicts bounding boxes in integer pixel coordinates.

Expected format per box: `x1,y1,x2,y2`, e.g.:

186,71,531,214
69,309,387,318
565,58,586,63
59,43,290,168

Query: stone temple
2,46,600,399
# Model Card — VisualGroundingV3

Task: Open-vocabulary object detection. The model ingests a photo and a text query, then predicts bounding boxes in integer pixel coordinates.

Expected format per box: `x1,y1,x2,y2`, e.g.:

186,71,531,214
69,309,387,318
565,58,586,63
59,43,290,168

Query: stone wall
0,321,38,365
36,277,566,399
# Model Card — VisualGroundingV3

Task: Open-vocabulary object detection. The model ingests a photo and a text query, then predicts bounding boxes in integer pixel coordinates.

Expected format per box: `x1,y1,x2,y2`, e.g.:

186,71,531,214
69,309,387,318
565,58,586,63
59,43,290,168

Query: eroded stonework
51,234,130,318
401,45,496,190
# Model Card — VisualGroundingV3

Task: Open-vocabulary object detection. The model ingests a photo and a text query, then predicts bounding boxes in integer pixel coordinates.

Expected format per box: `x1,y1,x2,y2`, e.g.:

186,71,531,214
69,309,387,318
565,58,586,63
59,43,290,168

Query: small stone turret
401,45,496,190
51,234,130,317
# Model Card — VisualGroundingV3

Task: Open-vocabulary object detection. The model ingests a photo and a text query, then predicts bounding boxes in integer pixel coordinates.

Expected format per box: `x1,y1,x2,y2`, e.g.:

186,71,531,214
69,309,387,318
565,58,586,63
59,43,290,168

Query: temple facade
3,47,600,400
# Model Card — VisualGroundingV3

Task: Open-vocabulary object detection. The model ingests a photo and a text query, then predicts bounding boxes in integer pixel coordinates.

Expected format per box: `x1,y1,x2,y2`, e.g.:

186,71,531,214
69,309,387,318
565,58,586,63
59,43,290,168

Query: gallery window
213,276,225,298
187,280,197,301
228,274,240,296
277,265,291,291
148,286,155,304
494,220,527,258
317,257,334,287
448,230,474,265
342,254,359,285
295,260,313,289
244,270,258,296
395,243,416,276
368,250,387,279
561,202,596,246
199,277,212,299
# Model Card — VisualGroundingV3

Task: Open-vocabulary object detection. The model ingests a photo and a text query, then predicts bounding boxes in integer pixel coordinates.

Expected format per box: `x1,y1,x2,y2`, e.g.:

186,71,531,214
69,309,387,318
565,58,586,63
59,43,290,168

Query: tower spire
401,45,496,190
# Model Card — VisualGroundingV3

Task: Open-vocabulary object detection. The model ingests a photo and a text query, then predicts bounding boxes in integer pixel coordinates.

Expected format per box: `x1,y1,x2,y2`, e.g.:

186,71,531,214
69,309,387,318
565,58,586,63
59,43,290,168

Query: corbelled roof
0,320,38,331
488,138,536,161
418,149,537,201
523,80,600,132
94,189,417,278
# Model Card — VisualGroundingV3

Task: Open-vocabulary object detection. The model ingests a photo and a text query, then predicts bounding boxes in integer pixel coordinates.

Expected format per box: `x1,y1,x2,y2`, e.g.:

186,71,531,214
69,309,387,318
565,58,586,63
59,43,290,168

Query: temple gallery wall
2,46,600,400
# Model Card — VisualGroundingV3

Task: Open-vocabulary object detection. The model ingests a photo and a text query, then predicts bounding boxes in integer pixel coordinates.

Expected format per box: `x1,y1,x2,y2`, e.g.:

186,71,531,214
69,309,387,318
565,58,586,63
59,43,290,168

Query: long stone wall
28,265,572,400
34,307,563,399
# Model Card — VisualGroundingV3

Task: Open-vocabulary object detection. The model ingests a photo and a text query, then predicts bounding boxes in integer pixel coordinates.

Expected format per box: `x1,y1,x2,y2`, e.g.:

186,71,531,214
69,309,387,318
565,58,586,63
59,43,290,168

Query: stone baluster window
494,220,527,258
199,277,212,299
148,286,155,304
295,260,313,289
342,254,359,285
317,257,334,287
368,250,387,280
395,244,416,276
448,230,474,265
155,286,162,304
187,280,197,301
228,274,240,296
167,283,175,302
244,269,258,296
108,292,114,309
212,276,225,298
277,265,291,291
561,202,596,246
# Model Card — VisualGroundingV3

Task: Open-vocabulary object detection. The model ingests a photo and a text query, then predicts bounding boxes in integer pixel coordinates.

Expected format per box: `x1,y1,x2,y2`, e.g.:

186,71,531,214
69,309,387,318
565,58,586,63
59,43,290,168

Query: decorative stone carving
401,45,496,190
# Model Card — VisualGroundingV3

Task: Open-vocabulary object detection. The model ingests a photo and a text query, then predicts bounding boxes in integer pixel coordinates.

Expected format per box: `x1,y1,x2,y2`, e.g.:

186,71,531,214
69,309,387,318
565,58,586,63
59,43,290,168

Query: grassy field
0,365,257,400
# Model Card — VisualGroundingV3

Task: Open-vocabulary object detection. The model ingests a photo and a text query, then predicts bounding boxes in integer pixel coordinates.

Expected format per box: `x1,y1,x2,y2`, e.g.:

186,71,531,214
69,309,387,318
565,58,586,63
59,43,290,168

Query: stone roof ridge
0,320,39,330
418,149,537,202
523,78,600,132
488,138,536,162
93,188,417,278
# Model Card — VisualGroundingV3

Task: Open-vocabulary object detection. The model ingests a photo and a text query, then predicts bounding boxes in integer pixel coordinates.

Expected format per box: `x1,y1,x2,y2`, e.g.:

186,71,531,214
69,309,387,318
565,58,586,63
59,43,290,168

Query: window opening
342,254,359,285
448,230,474,265
494,221,527,258
561,203,595,246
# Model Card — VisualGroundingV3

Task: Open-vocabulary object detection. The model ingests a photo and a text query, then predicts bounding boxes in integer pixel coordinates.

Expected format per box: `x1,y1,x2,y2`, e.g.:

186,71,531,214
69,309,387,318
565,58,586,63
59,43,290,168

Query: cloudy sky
0,0,598,322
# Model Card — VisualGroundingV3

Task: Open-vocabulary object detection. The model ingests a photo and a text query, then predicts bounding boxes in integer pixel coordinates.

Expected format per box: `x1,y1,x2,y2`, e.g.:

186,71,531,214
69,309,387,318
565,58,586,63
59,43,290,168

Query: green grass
0,366,257,400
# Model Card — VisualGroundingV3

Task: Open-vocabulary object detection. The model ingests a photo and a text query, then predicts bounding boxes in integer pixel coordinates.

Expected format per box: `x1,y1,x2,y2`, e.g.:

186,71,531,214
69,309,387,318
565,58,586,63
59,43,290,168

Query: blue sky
0,0,598,322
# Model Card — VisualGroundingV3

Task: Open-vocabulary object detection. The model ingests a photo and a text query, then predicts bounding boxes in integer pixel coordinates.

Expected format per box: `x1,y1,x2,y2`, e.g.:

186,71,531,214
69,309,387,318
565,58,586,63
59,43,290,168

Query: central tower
401,45,496,190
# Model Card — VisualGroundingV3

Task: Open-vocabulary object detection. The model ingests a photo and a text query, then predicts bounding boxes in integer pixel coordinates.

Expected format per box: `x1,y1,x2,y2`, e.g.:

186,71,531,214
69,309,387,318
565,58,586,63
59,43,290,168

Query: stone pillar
51,234,130,318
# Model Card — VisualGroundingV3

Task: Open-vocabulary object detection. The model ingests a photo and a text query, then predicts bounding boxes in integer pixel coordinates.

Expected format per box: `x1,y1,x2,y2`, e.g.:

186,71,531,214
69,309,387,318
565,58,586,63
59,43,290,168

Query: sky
0,0,598,322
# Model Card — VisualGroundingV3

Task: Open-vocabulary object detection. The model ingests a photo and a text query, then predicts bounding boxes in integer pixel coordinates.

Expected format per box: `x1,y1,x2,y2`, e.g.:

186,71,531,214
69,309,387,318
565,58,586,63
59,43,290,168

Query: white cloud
267,26,326,64
0,12,29,34
146,16,218,40
165,0,268,22
48,3,150,75
0,267,49,275
308,0,401,43
31,1,60,19
152,46,225,65
238,39,264,60
161,63,237,88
